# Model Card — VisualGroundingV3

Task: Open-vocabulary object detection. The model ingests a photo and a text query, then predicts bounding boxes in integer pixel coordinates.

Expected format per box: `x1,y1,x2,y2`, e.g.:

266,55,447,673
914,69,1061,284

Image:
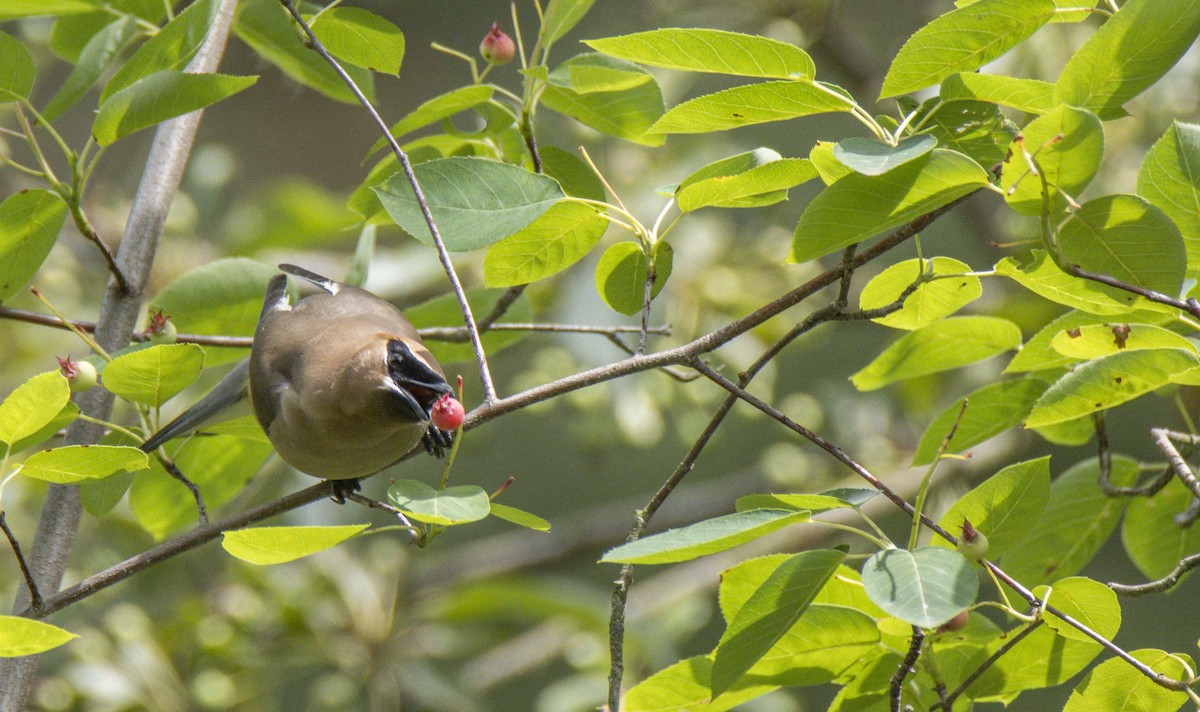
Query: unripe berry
431,394,465,431
145,309,177,345
58,356,97,392
480,23,515,65
956,519,990,562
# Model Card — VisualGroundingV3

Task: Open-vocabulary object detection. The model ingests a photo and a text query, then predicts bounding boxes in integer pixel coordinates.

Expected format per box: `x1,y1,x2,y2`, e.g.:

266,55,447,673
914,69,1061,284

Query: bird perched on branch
141,264,457,484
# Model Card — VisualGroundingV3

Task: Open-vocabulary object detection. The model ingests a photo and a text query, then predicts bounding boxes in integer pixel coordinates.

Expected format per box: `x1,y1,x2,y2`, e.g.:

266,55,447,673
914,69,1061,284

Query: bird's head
382,338,453,422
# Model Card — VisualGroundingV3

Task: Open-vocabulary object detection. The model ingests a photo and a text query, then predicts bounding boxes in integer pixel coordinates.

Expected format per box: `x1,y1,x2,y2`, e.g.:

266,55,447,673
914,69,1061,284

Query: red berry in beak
431,394,465,431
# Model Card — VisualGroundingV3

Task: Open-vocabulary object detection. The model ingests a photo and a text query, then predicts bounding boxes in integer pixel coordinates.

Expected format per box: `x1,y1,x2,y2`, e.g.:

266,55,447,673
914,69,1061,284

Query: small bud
145,309,178,345
956,519,990,561
431,393,465,431
480,22,515,65
58,356,98,392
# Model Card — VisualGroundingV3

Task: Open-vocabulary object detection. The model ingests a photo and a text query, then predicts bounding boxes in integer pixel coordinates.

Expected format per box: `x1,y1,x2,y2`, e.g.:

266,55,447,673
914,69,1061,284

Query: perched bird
140,264,456,483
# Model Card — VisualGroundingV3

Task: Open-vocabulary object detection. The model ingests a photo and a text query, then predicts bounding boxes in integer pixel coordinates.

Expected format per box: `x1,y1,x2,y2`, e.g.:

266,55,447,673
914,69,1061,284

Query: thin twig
1152,428,1200,505
343,492,419,536
890,626,924,712
601,333,698,382
157,455,208,524
0,512,42,612
476,285,529,332
638,262,655,356
1094,414,1173,497
1110,552,1200,596
277,0,497,403
67,202,128,293
1065,263,1200,319
932,621,1042,709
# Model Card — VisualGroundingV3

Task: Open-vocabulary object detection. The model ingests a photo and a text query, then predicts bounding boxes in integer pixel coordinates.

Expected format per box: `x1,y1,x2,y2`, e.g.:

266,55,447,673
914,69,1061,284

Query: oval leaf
600,509,809,565
1001,104,1104,217
1138,122,1200,278
101,343,205,407
912,378,1047,466
222,524,369,565
791,149,988,263
934,457,1051,559
1058,195,1186,298
18,445,149,484
833,135,937,176
859,256,982,330
880,0,1056,98
0,189,69,301
0,30,35,102
489,502,551,532
861,547,979,628
678,151,817,212
101,0,218,101
594,241,673,315
1050,323,1196,360
649,80,852,135
367,85,495,157
483,201,608,287
1037,576,1120,642
387,480,490,525
0,615,77,657
586,28,815,80
0,371,71,448
373,157,564,251
1025,348,1199,427
93,70,257,146
1064,649,1190,712
310,7,403,75
850,316,1022,391
940,73,1055,115
994,251,1164,316
710,549,845,697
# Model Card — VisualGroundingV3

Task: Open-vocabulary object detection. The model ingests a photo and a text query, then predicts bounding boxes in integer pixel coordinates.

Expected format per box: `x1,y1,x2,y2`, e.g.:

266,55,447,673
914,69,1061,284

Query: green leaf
0,615,77,657
1054,0,1200,119
710,549,845,696
0,372,71,448
130,434,271,539
1006,309,1174,373
972,624,1101,699
489,502,551,532
649,80,852,135
859,256,982,330
373,157,564,251
0,30,35,103
404,287,532,363
809,140,853,185
93,70,257,146
916,98,1016,169
1026,348,1199,427
934,457,1051,558
1123,477,1200,580
43,17,138,121
739,604,881,686
1001,104,1104,216
850,316,1022,391
623,656,776,712
1064,649,1190,712
149,258,278,366
861,547,978,628
735,493,856,514
880,0,1056,98
0,0,98,20
995,251,1163,316
0,189,69,301
1051,323,1196,361
9,402,78,456
1137,122,1200,278
1037,577,1120,642
912,378,1047,465
940,73,1055,114
1058,195,1186,297
387,480,491,526
366,85,495,158
833,135,937,176
102,0,218,101
483,201,608,287
234,0,373,105
310,7,403,75
791,149,988,263
540,0,596,46
101,343,205,407
586,28,815,80
676,148,817,212
540,59,664,145
18,445,148,484
539,145,607,202
222,524,369,565
599,509,809,565
594,241,673,316
1003,456,1137,586
546,53,652,94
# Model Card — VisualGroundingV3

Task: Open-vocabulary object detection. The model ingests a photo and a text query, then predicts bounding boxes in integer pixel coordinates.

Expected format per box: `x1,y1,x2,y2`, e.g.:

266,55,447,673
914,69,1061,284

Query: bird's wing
139,359,253,452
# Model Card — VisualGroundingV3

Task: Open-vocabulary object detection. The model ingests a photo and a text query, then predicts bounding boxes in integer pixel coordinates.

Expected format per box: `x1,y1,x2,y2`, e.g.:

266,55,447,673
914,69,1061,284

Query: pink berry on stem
480,22,515,65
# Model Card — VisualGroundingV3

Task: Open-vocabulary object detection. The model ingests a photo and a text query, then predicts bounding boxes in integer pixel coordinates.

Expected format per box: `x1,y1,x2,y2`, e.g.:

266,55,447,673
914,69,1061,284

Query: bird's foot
328,478,362,504
421,426,455,458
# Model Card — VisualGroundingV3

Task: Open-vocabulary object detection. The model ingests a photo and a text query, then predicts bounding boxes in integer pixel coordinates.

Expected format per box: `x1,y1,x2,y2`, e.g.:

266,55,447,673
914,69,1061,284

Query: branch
1152,428,1200,507
1110,552,1200,596
277,0,497,403
0,513,41,612
891,626,924,712
0,1,240,706
1094,414,1172,497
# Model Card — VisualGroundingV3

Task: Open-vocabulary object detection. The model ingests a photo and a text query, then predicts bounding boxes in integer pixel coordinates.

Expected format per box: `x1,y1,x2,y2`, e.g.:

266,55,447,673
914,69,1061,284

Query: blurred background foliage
1,0,1199,710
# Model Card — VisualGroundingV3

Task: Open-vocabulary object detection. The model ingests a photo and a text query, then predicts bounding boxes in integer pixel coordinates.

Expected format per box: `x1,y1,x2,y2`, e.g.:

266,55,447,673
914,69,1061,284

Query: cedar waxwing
141,264,455,481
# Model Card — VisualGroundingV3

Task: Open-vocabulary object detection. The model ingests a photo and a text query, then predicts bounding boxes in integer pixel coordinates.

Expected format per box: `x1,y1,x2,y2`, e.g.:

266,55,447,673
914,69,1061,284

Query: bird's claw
328,478,362,504
422,426,455,458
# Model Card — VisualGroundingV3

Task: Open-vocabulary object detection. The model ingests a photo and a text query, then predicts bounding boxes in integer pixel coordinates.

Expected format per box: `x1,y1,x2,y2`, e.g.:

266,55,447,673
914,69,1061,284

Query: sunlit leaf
483,202,608,287
310,7,403,75
594,241,673,315
0,371,71,448
0,189,69,301
222,524,369,564
1137,121,1200,278
861,547,978,628
17,445,148,484
649,80,852,135
600,510,809,565
0,616,77,657
93,70,257,146
1064,649,1190,712
101,343,205,407
934,457,1051,558
859,257,981,330
850,316,1022,391
912,378,1047,465
940,72,1055,114
586,28,815,80
387,480,491,526
1001,104,1103,216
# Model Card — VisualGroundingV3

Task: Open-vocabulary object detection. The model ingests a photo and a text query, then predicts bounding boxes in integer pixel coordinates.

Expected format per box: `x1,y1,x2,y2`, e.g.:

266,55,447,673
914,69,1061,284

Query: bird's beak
385,340,453,422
